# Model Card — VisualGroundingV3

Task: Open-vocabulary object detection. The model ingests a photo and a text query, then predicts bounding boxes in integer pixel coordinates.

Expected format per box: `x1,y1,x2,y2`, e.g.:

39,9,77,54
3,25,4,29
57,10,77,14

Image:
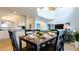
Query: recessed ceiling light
14,11,16,14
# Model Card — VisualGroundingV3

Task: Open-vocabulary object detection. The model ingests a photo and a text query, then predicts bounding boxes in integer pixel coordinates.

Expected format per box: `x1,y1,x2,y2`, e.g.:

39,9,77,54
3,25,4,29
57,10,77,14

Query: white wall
16,15,26,27
69,8,79,32
47,18,70,24
25,16,35,29
35,18,48,30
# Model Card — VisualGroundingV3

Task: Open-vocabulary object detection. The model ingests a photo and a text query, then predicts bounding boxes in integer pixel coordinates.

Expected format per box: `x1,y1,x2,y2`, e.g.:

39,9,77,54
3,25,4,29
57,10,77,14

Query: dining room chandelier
48,7,57,11
38,7,57,11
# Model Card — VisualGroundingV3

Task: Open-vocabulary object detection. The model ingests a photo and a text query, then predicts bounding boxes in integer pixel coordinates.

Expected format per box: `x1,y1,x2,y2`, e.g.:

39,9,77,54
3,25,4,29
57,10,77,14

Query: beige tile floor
64,42,79,51
0,39,79,51
0,39,13,51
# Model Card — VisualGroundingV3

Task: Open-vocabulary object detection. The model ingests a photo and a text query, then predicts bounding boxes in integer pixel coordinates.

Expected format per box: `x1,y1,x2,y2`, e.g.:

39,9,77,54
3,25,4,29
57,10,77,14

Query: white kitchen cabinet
0,31,4,40
4,31,10,39
0,30,26,47
0,31,10,40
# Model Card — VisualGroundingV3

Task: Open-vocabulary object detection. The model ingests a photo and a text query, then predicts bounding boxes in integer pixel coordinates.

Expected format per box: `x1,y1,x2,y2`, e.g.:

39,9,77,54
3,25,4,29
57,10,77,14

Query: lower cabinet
0,31,9,40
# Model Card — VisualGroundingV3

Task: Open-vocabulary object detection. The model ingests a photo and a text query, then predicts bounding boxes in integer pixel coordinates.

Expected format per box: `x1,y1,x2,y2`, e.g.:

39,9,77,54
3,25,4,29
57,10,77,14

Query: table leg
36,44,40,51
26,42,28,47
19,39,22,50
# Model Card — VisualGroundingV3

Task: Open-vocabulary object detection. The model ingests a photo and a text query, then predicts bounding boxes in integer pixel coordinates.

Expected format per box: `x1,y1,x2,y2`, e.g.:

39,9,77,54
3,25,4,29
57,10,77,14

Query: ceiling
0,7,59,20
0,7,77,21
0,7,37,18
37,7,75,19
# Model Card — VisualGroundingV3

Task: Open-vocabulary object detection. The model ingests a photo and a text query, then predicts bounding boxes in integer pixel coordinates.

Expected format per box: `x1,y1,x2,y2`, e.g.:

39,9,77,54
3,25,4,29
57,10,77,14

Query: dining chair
8,30,37,51
54,30,64,51
38,30,59,51
8,31,20,51
45,29,60,51
25,30,35,35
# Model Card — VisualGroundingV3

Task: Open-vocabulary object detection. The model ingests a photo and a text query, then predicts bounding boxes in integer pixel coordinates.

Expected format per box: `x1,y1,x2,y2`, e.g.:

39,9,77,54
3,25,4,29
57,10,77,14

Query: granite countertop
0,27,24,31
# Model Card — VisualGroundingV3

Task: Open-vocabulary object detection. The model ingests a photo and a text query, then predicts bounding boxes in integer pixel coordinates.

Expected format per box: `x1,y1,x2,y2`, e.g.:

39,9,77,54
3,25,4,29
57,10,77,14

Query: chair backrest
25,30,35,35
8,31,19,51
34,29,40,32
53,30,59,50
53,30,64,51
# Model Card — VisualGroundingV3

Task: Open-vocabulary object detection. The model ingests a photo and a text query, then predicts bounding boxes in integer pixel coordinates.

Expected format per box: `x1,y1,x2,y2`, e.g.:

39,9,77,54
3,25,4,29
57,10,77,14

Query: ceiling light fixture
37,7,57,12
48,7,57,11
14,11,16,14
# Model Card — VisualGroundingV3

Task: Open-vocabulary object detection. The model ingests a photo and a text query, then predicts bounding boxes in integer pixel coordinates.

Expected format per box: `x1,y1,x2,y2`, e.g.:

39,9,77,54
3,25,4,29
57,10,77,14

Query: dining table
19,33,56,51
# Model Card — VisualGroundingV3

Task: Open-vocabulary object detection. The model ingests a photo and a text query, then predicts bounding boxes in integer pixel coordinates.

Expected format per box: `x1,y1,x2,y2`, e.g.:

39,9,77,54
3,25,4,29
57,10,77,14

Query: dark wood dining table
19,34,56,51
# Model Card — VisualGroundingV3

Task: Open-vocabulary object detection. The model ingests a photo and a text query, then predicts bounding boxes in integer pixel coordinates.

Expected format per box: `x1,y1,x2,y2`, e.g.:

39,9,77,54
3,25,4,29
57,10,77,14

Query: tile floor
0,39,79,51
0,39,13,51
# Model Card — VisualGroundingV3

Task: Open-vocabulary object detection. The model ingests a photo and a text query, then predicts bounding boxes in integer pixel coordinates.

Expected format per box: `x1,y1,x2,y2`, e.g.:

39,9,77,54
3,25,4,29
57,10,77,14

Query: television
55,24,64,29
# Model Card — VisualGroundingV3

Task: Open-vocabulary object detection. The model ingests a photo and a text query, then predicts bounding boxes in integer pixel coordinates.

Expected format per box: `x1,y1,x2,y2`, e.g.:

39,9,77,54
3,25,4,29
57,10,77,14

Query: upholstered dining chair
25,30,35,35
8,31,20,51
9,30,36,51
38,29,59,51
54,30,64,51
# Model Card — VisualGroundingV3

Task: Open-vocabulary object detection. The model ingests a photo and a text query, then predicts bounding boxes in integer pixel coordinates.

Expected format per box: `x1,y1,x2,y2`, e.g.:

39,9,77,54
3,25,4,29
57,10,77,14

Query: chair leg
26,42,28,47
19,39,22,50
59,45,64,51
13,47,16,51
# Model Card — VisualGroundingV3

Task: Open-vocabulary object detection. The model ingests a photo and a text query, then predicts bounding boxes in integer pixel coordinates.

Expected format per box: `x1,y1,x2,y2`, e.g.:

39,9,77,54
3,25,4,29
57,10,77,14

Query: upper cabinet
0,20,15,29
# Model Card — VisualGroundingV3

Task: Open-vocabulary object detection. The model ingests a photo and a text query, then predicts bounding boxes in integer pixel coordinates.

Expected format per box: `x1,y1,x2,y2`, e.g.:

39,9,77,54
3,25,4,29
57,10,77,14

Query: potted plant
74,32,79,48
